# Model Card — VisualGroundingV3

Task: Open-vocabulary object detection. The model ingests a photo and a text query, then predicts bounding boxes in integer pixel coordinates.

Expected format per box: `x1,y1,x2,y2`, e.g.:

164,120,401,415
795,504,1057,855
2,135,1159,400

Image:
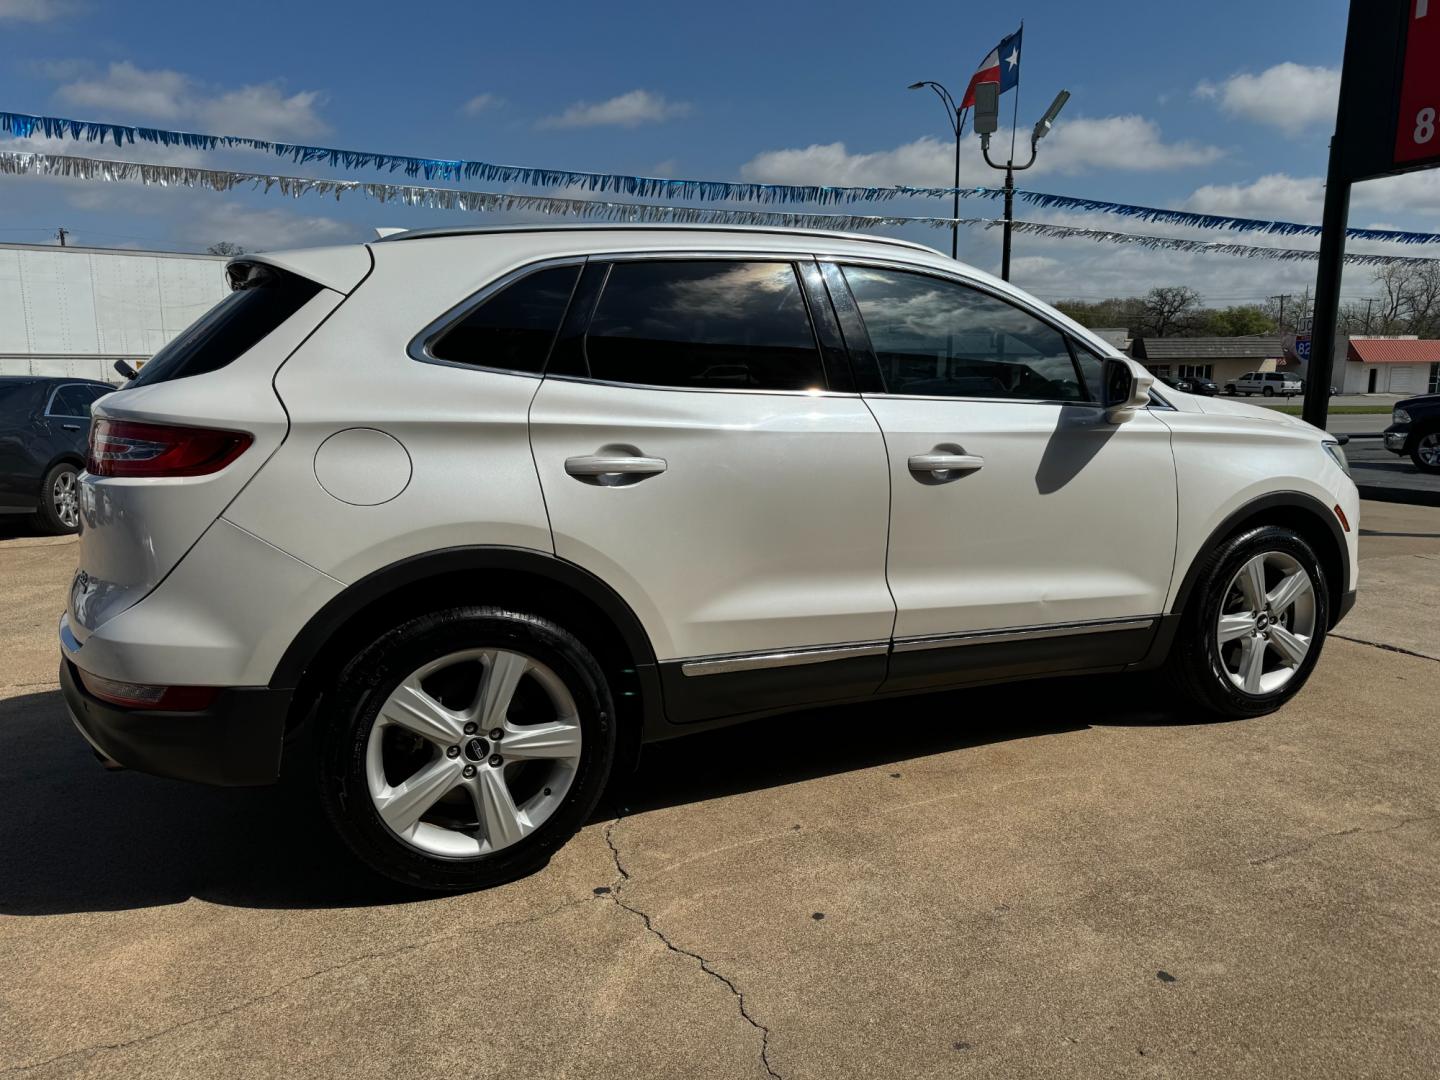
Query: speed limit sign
1395,0,1440,166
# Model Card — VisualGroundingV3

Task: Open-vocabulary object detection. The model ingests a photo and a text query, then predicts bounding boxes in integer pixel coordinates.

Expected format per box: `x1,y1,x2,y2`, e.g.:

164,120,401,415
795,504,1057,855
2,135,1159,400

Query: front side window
429,264,580,374
582,260,824,391
842,266,1085,401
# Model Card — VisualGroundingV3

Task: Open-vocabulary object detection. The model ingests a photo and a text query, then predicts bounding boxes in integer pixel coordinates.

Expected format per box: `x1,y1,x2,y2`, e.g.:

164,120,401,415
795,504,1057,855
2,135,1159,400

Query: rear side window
582,260,825,391
46,384,108,417
428,265,580,374
842,266,1085,402
129,263,322,388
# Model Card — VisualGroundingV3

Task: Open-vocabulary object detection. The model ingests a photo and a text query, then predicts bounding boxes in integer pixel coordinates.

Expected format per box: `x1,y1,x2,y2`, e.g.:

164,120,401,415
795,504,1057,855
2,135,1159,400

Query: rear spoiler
235,245,372,296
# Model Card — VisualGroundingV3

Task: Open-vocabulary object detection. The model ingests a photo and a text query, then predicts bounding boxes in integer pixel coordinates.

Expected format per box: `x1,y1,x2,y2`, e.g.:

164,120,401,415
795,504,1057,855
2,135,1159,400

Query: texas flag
961,26,1023,109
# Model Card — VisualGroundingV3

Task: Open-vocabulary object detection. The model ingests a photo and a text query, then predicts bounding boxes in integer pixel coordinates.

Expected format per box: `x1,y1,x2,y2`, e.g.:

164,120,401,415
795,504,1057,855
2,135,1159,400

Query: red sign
1395,0,1440,166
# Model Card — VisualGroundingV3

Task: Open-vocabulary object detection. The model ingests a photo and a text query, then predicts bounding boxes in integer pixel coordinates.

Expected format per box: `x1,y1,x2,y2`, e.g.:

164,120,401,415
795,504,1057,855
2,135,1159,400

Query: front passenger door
829,263,1178,692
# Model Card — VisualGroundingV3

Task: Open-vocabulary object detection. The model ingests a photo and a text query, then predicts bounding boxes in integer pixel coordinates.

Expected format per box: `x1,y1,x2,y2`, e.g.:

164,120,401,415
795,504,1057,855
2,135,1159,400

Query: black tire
1164,525,1329,719
32,462,80,535
1410,430,1440,474
318,607,617,891
1262,386,1275,397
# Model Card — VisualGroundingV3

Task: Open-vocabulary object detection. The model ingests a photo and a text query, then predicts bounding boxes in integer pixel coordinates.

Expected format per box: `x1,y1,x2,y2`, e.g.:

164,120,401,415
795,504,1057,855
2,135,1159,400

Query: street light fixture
979,87,1071,281
907,79,963,259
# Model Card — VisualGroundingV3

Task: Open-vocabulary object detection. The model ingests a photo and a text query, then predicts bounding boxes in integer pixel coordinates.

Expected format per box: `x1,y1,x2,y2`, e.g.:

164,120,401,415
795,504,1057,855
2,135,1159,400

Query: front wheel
1262,386,1275,397
1165,526,1328,719
318,607,617,891
1412,431,1440,474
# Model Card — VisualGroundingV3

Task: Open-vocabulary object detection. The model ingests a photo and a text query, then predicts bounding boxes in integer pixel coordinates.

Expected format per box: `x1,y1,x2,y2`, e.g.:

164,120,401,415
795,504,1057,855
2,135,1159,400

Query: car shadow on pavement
617,672,1191,815
0,676,1212,915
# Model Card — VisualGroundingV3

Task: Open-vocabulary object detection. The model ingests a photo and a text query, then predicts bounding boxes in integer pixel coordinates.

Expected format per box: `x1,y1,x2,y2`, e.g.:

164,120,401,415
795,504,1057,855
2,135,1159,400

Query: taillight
77,668,219,711
87,419,252,478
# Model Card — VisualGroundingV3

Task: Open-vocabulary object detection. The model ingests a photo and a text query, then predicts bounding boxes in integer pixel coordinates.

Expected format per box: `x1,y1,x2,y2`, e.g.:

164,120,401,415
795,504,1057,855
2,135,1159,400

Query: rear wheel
318,607,616,890
33,463,80,534
1412,430,1440,473
1263,386,1275,397
1165,526,1328,719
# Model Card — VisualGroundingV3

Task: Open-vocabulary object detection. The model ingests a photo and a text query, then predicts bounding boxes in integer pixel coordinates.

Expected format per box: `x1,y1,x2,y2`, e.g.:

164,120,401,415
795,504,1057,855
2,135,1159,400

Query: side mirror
1102,357,1152,424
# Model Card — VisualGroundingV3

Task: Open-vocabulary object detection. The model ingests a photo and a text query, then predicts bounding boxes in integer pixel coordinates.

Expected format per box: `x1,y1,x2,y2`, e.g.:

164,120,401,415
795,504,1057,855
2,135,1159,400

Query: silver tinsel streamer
3,150,1437,267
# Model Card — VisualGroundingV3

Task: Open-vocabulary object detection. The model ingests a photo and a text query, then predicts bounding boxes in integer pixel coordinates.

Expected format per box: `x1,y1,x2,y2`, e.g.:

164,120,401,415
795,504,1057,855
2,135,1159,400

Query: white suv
60,225,1359,890
1228,371,1303,397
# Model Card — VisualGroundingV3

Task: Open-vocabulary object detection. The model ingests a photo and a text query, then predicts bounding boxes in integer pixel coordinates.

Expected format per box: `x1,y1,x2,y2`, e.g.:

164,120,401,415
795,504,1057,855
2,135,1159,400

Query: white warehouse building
0,242,229,385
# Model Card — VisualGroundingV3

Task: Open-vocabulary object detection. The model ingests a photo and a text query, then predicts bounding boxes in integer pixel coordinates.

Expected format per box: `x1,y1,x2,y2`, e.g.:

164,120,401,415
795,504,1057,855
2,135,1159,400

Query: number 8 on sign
1418,107,1436,145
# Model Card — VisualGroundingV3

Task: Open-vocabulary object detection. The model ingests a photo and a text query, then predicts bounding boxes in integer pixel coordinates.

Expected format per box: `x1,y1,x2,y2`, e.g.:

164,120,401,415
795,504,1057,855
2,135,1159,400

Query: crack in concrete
1332,633,1439,664
602,814,781,1080
1248,814,1438,866
0,897,585,1076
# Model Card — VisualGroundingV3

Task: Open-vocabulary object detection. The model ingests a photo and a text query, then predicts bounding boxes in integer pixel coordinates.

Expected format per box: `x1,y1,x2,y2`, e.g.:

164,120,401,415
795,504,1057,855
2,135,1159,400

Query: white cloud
1186,173,1326,222
1196,63,1339,136
740,118,1222,191
180,204,360,252
538,89,690,129
461,93,503,117
52,61,328,138
0,0,79,21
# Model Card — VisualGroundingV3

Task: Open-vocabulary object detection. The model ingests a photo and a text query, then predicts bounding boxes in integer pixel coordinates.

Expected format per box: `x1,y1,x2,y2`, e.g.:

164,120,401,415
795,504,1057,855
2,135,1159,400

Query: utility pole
1270,294,1287,331
1363,297,1375,333
55,227,69,247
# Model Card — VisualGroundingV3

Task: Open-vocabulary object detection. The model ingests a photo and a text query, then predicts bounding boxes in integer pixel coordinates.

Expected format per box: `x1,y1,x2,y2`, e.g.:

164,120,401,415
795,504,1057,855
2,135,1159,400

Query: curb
1357,484,1440,507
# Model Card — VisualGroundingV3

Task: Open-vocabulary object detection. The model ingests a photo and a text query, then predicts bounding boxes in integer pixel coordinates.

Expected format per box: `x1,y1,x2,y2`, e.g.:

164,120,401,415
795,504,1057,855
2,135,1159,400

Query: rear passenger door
528,256,895,723
825,262,1178,692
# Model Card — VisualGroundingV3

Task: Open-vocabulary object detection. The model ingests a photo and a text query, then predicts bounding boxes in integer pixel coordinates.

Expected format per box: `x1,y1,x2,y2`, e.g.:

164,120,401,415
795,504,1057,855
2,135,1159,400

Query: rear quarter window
129,262,322,388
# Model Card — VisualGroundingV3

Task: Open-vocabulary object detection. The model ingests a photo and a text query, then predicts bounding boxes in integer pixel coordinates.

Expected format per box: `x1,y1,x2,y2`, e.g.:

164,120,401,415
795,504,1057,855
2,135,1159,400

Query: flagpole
1003,22,1023,281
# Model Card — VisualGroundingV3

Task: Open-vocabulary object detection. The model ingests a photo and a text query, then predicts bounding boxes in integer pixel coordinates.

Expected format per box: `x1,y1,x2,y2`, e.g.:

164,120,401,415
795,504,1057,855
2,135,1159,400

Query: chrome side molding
680,641,888,677
892,617,1156,654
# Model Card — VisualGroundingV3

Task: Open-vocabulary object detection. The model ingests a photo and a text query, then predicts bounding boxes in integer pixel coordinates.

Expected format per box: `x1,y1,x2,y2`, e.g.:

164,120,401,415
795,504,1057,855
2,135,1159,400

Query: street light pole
908,80,964,259
975,88,1070,281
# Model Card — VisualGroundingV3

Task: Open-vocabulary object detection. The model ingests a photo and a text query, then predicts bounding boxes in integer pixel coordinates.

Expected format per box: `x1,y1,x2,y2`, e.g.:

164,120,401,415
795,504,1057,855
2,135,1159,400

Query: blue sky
1,0,1432,306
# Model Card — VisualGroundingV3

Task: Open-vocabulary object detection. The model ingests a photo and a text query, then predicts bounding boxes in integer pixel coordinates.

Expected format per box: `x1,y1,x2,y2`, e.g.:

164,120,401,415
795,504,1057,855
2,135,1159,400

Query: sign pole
1303,141,1351,430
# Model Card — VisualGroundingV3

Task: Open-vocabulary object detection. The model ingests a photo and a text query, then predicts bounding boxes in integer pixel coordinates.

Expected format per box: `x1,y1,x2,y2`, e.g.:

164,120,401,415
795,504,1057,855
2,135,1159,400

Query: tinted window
46,384,105,417
130,263,321,388
842,266,1084,401
429,265,579,374
583,261,824,391
1072,343,1105,402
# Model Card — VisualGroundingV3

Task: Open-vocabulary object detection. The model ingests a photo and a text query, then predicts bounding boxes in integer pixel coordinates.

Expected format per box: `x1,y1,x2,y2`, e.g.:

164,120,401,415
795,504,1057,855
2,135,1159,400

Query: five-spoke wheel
1215,551,1316,696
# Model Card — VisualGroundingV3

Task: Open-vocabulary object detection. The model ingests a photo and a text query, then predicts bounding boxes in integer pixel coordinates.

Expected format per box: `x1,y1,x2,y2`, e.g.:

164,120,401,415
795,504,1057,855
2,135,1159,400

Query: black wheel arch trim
1168,491,1349,626
269,545,660,691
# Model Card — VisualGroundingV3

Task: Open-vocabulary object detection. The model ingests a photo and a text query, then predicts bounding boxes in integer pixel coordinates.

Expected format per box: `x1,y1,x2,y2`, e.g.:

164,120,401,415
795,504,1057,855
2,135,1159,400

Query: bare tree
206,241,246,257
1137,286,1202,337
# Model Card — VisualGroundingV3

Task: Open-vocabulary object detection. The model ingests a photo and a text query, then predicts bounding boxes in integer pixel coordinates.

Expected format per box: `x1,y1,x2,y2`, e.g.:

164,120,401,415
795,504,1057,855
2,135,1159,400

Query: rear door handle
564,454,667,481
908,452,984,480
62,423,81,431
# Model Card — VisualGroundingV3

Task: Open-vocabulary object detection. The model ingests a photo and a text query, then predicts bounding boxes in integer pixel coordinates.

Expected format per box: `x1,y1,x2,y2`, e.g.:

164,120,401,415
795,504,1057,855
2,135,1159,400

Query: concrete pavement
2,504,1438,1079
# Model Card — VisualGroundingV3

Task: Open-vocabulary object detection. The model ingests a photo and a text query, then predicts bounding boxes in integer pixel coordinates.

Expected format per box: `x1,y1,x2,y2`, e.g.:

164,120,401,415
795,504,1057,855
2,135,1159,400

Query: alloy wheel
1418,432,1440,468
365,648,582,857
52,469,79,529
1216,551,1317,695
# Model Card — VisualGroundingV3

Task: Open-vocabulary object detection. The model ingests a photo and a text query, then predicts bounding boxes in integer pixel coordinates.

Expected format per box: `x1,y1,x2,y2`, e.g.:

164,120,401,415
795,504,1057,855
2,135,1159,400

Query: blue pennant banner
7,109,1440,246
3,150,1437,268
0,109,974,206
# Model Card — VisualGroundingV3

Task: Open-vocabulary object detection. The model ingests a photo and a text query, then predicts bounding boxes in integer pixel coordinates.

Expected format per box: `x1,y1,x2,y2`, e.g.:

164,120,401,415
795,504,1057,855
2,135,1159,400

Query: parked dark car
1184,376,1219,396
1384,393,1440,473
0,376,113,533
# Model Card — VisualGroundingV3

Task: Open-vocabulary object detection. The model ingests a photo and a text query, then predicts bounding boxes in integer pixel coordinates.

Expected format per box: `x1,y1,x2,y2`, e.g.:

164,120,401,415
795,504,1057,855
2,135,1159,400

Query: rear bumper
60,659,291,786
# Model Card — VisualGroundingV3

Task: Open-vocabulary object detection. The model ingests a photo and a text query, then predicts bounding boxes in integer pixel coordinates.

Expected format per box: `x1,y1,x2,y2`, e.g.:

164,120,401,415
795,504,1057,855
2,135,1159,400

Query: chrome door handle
564,454,667,479
908,452,984,479
62,423,81,431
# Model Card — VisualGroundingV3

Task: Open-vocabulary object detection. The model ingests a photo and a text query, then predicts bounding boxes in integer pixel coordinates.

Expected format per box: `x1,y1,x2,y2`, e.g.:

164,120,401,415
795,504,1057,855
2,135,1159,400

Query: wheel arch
271,546,664,755
1169,492,1349,629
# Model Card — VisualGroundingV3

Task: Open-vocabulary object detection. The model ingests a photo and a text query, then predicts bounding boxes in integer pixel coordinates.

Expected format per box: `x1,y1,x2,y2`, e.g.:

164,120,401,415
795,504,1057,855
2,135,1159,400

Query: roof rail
372,222,940,254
